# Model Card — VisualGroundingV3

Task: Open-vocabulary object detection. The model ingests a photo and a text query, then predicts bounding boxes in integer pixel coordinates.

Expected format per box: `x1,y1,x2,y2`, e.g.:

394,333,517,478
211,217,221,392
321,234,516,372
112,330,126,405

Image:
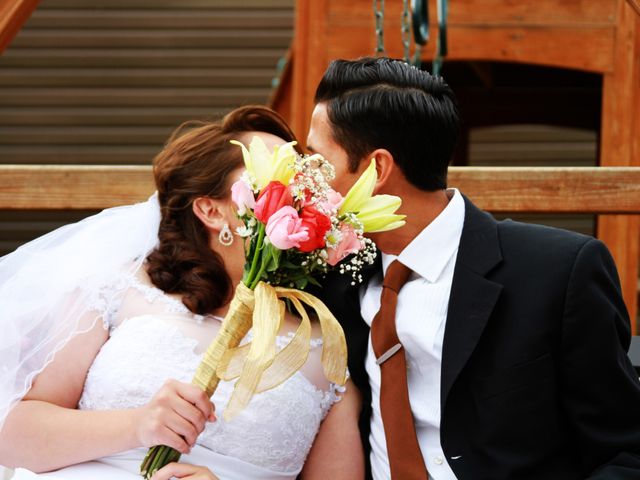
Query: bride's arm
300,380,365,480
0,319,214,473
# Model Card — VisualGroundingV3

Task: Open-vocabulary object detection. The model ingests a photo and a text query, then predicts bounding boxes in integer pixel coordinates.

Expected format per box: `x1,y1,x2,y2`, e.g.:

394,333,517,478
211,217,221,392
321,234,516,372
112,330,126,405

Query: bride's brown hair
146,105,299,314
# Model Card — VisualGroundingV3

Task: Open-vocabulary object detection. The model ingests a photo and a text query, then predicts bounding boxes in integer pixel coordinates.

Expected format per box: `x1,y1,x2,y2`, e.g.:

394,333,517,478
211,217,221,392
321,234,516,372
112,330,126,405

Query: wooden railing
0,0,40,54
2,164,639,334
2,165,640,213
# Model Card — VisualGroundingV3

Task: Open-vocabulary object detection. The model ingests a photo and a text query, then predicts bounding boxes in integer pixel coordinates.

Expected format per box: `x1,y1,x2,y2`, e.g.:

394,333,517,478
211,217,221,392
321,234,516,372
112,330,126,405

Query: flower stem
140,445,180,479
245,223,265,287
249,254,269,290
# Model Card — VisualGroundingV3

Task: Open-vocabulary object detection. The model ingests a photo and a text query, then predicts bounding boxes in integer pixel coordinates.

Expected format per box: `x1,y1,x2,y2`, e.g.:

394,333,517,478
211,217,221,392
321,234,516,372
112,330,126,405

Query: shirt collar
381,188,465,283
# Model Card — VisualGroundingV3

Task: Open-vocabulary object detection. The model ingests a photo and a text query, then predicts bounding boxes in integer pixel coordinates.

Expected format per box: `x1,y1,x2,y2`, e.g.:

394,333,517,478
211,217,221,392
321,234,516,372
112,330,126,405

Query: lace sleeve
320,369,350,419
85,274,132,333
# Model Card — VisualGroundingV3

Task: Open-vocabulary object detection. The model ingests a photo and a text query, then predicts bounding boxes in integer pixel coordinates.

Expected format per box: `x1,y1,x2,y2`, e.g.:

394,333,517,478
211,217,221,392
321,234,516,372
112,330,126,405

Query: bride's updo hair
146,105,299,314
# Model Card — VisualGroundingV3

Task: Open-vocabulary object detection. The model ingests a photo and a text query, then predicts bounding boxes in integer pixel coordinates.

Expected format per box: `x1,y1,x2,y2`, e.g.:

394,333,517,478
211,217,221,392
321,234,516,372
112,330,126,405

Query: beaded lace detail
79,275,346,474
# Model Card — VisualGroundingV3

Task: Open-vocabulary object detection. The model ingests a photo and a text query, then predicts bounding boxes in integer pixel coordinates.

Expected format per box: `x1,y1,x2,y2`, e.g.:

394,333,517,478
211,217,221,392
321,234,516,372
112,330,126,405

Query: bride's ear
192,196,226,231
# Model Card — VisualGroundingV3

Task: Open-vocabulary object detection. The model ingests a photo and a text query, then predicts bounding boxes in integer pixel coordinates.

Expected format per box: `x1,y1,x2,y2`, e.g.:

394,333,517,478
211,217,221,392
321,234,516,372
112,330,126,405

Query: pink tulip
231,179,256,216
266,206,310,250
254,181,294,224
327,224,363,266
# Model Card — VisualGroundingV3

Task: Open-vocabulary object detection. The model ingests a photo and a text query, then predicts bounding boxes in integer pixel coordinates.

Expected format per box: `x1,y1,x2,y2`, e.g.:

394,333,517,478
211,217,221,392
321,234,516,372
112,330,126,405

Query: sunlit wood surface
2,165,640,213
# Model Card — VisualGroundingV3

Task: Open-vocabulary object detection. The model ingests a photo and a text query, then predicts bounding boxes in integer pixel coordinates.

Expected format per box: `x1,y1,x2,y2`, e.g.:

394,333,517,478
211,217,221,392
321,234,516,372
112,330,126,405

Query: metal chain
401,0,411,63
412,44,423,67
373,0,385,56
432,0,448,76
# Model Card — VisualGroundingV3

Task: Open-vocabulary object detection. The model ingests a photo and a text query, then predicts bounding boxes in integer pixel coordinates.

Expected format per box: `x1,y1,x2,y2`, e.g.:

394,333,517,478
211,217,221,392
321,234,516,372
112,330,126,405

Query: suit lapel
441,196,503,407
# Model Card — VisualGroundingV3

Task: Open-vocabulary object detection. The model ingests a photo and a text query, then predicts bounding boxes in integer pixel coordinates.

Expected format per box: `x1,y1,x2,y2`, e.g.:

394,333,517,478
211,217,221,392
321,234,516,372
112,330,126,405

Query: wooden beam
328,0,617,74
627,0,640,16
0,0,40,54
2,165,640,213
598,0,640,332
0,165,155,209
449,167,640,213
291,0,328,139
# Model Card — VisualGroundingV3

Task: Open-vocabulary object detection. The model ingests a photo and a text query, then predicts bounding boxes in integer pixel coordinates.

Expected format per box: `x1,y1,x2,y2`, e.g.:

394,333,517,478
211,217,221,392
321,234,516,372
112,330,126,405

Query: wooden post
291,0,330,141
0,0,40,54
598,0,640,332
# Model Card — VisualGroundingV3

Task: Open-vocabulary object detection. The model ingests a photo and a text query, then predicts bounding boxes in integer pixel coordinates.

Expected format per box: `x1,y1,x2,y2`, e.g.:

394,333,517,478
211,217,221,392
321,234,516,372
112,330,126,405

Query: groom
309,57,640,480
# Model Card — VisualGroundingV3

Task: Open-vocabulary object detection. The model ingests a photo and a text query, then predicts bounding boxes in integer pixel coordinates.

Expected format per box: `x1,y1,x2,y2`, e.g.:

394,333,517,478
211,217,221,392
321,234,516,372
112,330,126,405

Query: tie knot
382,260,413,293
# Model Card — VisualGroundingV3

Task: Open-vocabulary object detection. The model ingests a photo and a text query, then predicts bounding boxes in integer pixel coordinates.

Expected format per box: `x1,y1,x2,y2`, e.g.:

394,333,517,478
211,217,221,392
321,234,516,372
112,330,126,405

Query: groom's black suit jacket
320,195,640,480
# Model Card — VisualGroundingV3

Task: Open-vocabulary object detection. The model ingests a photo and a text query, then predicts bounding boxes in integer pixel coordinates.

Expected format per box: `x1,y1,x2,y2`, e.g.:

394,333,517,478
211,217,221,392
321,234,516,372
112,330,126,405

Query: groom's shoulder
463,194,592,257
494,216,594,262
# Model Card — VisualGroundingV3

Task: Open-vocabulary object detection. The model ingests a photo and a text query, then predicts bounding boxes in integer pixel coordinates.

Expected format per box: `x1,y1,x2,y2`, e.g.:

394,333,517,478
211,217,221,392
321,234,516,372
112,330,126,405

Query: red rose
297,206,332,252
254,181,294,224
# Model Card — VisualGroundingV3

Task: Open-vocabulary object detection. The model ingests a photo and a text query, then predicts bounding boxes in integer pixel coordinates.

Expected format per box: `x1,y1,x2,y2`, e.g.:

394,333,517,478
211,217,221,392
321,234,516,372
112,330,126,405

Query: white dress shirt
360,189,465,480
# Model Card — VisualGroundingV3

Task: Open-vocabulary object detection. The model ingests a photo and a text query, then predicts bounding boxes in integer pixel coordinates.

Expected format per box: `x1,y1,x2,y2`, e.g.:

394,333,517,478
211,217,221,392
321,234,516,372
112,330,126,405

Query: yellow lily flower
356,194,406,232
339,159,406,233
231,136,297,190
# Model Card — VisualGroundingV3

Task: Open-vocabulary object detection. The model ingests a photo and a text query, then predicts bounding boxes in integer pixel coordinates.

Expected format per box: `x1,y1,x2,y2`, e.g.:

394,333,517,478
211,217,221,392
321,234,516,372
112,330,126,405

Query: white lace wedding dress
12,270,345,480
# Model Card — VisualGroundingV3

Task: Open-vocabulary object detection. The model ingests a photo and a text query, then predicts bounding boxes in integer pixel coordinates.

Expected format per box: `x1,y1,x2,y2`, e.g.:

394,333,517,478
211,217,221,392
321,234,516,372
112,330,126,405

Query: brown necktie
371,260,429,479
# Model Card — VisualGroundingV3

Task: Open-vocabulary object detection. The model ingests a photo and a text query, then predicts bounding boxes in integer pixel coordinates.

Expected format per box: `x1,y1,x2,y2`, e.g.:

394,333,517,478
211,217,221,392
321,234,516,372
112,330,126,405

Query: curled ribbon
191,281,348,421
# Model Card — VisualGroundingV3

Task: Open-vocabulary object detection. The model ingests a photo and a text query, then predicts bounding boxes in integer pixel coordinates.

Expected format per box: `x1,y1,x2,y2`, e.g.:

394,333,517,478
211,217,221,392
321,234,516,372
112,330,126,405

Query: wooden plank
0,87,271,107
450,167,640,213
470,142,596,166
10,29,292,49
0,48,289,68
598,0,640,331
332,0,618,27
0,165,155,209
26,9,294,29
328,0,615,73
0,146,159,164
0,68,275,87
325,23,615,74
43,0,294,8
471,125,597,143
2,165,640,213
0,0,40,53
0,126,173,144
0,107,230,126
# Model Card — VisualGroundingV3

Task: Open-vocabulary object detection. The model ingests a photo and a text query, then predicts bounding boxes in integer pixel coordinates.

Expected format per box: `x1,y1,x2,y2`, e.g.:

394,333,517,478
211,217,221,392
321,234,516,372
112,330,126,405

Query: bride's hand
133,379,216,454
150,462,219,480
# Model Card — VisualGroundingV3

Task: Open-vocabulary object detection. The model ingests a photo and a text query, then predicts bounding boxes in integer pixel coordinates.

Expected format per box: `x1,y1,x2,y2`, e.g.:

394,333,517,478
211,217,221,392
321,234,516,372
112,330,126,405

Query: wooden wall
0,0,294,253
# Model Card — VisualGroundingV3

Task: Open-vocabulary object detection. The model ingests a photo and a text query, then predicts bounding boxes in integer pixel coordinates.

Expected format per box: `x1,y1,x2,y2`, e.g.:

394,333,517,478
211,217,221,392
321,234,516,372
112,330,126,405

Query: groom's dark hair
314,57,459,191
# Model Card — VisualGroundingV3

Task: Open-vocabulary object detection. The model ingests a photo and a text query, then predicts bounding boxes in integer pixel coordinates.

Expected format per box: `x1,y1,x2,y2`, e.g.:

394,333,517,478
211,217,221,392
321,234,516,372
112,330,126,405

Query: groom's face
307,103,366,196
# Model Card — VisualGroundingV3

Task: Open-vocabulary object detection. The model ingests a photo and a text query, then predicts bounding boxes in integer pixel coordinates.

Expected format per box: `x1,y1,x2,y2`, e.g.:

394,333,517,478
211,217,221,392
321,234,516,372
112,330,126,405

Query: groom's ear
370,148,396,193
192,196,225,231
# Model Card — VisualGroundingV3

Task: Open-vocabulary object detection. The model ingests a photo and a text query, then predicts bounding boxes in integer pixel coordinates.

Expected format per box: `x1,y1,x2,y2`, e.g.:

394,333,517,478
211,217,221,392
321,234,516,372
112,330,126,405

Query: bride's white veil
0,193,161,429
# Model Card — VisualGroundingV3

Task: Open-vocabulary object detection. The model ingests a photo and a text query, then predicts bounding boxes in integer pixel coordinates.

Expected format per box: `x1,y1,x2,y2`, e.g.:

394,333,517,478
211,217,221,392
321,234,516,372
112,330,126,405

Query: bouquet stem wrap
141,281,347,478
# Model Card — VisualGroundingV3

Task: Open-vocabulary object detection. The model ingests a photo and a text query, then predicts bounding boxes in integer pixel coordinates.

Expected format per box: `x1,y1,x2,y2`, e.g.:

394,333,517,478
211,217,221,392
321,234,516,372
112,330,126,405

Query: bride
0,106,364,480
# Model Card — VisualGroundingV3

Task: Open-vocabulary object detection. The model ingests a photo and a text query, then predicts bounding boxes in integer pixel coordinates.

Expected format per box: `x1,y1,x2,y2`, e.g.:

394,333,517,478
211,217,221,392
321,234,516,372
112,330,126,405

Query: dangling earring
219,223,234,247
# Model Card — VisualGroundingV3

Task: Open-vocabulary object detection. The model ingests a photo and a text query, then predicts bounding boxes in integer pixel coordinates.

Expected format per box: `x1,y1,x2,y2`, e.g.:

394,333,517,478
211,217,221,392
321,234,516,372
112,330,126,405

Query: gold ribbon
191,281,348,421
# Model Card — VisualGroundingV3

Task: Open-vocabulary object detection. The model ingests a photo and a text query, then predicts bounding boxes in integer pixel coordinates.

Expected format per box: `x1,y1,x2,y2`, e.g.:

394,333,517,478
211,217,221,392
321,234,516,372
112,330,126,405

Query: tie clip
376,343,402,365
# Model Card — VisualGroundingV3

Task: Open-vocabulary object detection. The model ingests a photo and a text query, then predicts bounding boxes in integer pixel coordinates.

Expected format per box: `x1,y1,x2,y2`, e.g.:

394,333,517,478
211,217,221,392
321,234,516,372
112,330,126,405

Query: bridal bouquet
141,137,405,478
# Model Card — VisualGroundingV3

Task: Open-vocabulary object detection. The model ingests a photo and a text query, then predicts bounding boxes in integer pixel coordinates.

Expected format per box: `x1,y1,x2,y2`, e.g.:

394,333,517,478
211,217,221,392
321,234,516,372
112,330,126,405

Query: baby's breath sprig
290,153,336,209
338,237,378,285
